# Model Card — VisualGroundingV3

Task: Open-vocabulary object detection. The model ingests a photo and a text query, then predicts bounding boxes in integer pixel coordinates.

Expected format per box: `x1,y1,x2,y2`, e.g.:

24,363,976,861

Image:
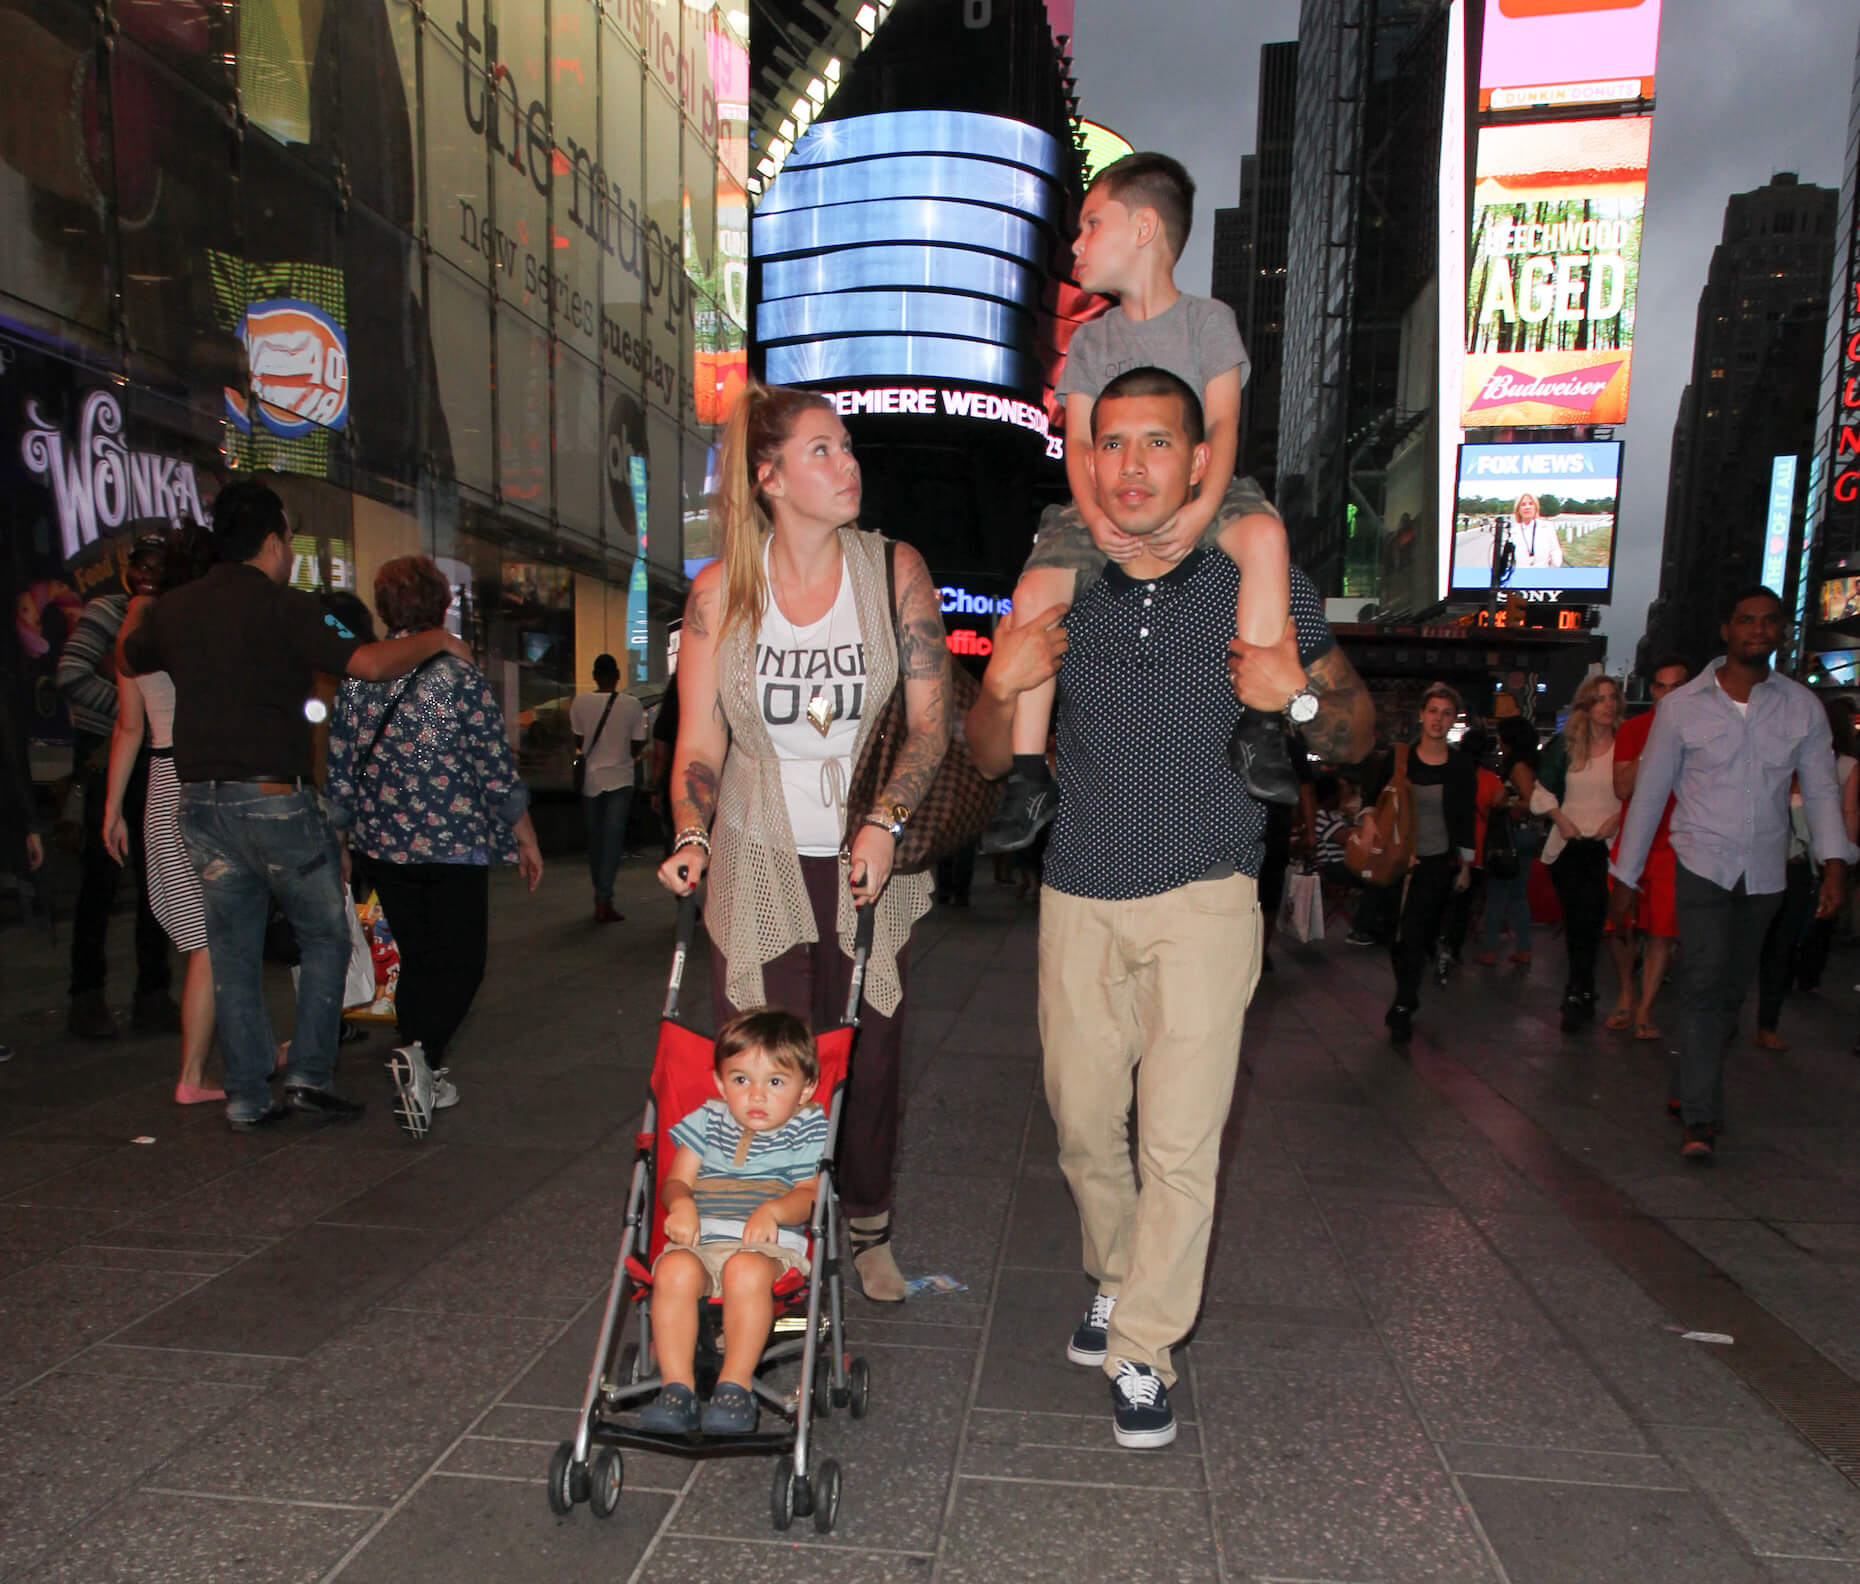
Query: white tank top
754,545,869,856
140,670,177,750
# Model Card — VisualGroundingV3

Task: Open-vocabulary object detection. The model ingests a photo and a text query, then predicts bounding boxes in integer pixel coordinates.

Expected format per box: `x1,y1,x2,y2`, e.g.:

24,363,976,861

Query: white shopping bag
1279,868,1325,945
289,894,379,1009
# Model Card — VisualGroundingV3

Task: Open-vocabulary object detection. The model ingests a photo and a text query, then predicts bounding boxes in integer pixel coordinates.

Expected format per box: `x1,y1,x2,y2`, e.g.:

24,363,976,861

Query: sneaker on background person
388,1041,457,1140
1109,1359,1176,1450
1067,1291,1117,1367
979,757,1058,854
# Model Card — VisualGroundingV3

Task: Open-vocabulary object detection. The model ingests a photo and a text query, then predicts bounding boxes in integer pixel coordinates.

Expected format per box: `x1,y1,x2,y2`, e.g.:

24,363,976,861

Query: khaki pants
1038,874,1261,1387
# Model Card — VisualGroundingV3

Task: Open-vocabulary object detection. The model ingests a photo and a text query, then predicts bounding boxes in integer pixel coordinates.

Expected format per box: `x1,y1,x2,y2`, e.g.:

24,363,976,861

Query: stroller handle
663,894,701,1020
843,903,875,1028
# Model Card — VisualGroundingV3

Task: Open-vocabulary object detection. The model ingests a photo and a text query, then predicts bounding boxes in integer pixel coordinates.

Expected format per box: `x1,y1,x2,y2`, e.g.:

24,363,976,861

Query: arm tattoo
892,549,950,681
685,583,712,638
1296,644,1375,765
881,678,951,810
673,758,719,833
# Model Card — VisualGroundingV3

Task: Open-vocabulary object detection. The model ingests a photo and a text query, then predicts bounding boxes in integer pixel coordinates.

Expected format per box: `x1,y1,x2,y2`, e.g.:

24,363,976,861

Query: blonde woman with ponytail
657,381,952,1303
1531,673,1624,1032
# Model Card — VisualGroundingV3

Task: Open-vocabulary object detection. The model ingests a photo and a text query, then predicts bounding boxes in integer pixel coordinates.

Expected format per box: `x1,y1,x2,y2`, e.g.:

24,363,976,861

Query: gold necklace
771,547,843,737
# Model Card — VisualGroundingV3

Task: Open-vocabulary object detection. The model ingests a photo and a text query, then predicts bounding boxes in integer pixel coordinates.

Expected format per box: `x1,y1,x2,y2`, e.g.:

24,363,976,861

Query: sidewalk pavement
6,860,1860,1582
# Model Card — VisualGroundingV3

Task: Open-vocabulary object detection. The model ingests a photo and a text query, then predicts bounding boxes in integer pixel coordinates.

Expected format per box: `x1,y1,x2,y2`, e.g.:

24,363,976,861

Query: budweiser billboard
1462,117,1649,428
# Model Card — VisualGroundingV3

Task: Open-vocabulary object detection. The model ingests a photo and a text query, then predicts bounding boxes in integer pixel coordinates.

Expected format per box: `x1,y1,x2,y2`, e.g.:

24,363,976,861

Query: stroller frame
549,898,873,1532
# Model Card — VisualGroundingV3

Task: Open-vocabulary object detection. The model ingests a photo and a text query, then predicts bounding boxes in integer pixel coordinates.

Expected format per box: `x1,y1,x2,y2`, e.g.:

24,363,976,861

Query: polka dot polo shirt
1044,550,1335,901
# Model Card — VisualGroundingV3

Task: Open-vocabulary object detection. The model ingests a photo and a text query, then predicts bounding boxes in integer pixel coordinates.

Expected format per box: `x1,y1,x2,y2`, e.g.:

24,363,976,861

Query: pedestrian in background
56,535,176,1039
1441,727,1509,974
571,653,645,924
122,480,472,1132
1533,675,1624,1032
327,555,544,1140
103,524,223,1104
1479,716,1540,966
1610,586,1855,1162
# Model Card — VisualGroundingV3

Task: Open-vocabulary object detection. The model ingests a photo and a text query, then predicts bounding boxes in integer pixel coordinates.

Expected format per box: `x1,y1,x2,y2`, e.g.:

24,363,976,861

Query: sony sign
20,389,209,560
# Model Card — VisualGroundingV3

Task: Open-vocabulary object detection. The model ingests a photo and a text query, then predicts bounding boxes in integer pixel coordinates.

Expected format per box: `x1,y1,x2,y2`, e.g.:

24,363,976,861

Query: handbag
1484,805,1520,879
843,540,1003,875
572,691,620,796
1343,743,1417,889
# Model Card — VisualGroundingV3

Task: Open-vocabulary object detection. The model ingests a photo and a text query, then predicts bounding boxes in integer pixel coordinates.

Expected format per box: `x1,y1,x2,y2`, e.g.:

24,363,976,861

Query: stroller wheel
770,1455,797,1531
546,1440,578,1515
812,1457,842,1533
848,1357,871,1420
813,1356,835,1418
588,1448,623,1519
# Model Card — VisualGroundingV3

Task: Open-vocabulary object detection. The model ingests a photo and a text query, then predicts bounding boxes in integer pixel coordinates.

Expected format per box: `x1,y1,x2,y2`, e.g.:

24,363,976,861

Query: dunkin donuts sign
225,299,350,437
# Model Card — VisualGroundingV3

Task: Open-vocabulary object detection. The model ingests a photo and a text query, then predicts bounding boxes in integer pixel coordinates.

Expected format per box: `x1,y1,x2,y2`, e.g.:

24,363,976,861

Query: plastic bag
349,890,402,1021
288,893,386,1010
1279,867,1325,945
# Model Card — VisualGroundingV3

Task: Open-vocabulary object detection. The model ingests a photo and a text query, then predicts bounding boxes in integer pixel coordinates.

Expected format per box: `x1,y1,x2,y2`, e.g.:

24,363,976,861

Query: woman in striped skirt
105,529,219,1104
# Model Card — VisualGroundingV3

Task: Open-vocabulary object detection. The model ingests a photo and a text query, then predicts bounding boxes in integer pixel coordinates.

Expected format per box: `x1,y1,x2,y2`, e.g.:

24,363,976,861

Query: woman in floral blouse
327,556,543,1140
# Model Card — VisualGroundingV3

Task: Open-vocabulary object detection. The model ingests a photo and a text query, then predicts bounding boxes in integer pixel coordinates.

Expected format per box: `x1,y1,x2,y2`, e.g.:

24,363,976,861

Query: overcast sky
1070,0,1859,665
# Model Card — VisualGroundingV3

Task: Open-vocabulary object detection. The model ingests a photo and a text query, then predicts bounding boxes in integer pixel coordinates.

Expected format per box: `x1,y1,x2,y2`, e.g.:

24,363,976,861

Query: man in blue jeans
1610,585,1854,1162
122,480,471,1130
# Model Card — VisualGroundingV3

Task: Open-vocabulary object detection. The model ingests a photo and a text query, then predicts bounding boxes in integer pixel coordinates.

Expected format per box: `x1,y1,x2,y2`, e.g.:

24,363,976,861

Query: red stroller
548,897,873,1532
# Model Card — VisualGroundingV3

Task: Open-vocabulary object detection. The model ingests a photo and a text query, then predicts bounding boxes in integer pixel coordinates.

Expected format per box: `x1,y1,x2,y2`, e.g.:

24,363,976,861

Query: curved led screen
755,110,1068,401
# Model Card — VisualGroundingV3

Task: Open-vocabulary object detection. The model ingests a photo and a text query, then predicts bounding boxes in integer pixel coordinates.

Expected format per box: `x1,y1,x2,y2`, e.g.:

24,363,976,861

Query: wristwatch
864,803,910,840
1284,686,1320,725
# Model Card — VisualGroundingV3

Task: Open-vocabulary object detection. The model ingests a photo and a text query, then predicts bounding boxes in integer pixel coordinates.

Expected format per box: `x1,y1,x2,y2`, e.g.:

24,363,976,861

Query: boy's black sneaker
1109,1360,1176,1450
1558,990,1594,1033
979,770,1057,854
1226,712,1300,807
1066,1291,1117,1366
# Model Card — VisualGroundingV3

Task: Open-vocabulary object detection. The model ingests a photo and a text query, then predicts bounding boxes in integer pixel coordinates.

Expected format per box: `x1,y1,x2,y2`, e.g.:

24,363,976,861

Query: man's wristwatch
864,803,910,841
1284,686,1320,725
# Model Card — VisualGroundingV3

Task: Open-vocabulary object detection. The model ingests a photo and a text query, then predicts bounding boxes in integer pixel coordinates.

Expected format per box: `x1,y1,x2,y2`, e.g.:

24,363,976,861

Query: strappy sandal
1604,1008,1633,1032
848,1214,907,1303
1635,1020,1662,1042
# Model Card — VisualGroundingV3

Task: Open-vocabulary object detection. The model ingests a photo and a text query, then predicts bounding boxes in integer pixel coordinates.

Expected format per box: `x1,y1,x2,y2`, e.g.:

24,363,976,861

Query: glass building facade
1,0,747,788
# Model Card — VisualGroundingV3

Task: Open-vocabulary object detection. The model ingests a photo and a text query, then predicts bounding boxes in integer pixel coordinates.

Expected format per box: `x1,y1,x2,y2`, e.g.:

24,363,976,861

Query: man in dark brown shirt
123,480,468,1130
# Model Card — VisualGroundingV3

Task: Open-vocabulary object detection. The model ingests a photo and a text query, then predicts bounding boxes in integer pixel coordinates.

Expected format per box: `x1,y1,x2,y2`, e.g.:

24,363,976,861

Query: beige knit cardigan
706,527,932,1016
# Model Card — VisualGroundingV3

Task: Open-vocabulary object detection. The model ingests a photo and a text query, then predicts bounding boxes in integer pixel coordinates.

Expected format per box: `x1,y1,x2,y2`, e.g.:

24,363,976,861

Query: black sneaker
1067,1291,1117,1367
1109,1360,1176,1449
1345,930,1380,947
283,1085,366,1122
228,1101,292,1133
979,770,1057,854
1433,948,1452,987
1385,1003,1413,1046
1558,991,1594,1033
1226,715,1300,806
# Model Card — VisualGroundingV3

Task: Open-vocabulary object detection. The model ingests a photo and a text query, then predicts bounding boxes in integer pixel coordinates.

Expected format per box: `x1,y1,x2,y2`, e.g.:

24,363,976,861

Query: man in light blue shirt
1610,586,1853,1161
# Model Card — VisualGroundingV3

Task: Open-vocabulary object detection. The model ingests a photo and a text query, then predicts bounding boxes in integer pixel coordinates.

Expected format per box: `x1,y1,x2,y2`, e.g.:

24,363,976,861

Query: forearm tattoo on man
674,758,720,832
1297,646,1374,765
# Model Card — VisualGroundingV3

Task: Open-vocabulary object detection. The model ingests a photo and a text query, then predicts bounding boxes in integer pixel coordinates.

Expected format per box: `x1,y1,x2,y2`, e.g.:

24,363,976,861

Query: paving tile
0,1142,127,1200
959,1406,1203,1486
0,1204,130,1280
315,1143,575,1232
59,1344,293,1388
636,1536,934,1582
505,1305,609,1411
121,1142,421,1239
152,1309,560,1506
1444,1442,1687,1488
5,1129,296,1215
337,1471,673,1583
937,1480,1218,1583
445,1404,694,1492
669,1344,968,1552
1196,1356,1497,1583
0,1262,207,1394
0,1371,254,1574
20,1491,371,1583
1462,1475,1766,1583
887,1170,1013,1295
113,1222,438,1357
1653,1424,1860,1562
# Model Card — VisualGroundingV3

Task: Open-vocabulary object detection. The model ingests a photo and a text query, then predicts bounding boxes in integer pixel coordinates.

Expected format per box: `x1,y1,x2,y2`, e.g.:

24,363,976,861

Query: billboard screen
1463,117,1649,429
1450,442,1621,600
753,111,1067,399
1819,575,1860,624
1479,0,1662,113
1760,455,1798,594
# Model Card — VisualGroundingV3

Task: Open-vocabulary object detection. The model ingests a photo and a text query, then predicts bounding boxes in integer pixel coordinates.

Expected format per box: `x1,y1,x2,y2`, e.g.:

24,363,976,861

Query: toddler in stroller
641,1008,826,1435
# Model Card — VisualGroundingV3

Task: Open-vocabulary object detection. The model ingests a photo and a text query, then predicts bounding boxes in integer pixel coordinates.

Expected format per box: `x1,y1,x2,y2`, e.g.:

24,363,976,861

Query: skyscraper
1643,174,1837,667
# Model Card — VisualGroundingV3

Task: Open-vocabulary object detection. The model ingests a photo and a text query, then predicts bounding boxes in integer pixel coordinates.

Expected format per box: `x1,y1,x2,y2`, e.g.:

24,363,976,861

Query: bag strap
883,537,901,651
1393,742,1410,786
584,690,620,758
359,659,437,779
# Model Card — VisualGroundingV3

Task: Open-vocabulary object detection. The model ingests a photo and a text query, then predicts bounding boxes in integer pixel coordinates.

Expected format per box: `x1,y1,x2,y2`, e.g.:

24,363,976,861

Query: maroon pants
710,855,905,1218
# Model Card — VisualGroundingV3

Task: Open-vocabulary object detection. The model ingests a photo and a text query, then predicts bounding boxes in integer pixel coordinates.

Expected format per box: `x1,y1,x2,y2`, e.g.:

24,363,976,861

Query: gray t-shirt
1056,293,1252,402
1413,782,1449,859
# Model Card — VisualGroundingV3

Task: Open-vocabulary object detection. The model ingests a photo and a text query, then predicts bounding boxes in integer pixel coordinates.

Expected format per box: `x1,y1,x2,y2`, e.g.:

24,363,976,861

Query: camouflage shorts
1021,474,1280,586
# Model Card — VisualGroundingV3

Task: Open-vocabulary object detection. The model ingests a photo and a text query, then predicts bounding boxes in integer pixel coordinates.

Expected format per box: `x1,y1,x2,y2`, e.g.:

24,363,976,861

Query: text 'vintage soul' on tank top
754,543,869,856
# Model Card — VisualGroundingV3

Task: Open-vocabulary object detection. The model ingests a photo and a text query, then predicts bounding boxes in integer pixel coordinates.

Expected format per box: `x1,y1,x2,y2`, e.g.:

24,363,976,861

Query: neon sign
20,389,210,560
821,386,1064,459
1760,456,1798,594
940,586,1013,617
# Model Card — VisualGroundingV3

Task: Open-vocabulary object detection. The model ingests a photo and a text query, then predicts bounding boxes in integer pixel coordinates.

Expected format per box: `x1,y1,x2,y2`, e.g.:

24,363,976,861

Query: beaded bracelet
672,827,711,855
